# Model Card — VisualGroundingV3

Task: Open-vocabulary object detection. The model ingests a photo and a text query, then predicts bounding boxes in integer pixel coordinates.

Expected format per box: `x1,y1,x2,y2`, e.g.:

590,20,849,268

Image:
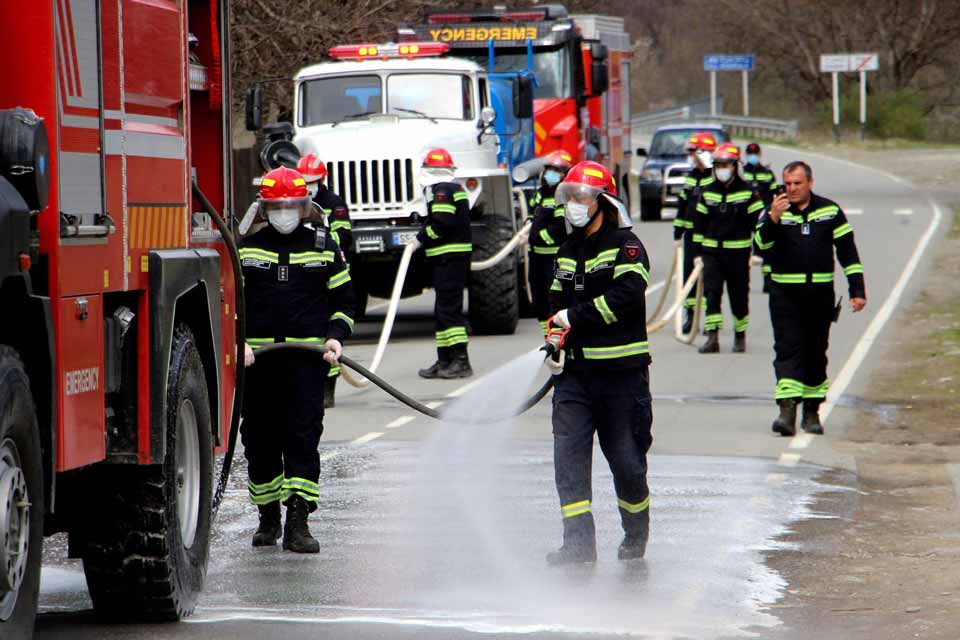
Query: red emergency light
427,14,472,24
501,10,546,21
328,42,450,61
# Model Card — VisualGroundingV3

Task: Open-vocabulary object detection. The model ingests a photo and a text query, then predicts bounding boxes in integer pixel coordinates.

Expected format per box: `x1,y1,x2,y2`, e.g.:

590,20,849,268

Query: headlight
640,167,662,182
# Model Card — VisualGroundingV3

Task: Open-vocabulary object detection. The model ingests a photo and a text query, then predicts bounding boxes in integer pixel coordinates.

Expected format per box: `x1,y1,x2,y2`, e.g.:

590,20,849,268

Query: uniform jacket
674,167,714,240
241,224,356,348
416,181,472,258
754,193,865,298
312,186,353,255
692,174,765,254
742,162,778,207
528,184,568,257
549,219,651,371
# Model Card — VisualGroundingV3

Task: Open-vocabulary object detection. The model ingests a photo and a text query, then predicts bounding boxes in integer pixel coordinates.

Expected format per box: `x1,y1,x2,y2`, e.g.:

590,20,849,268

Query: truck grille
327,158,417,217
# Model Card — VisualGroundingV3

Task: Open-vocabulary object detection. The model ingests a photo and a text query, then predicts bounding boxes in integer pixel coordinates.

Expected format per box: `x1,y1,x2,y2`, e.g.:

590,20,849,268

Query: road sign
850,52,879,71
819,53,879,73
819,54,850,73
703,55,754,72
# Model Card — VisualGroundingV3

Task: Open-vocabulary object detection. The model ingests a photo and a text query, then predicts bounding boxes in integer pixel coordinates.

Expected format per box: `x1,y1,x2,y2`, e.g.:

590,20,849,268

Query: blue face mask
543,169,563,186
746,154,761,165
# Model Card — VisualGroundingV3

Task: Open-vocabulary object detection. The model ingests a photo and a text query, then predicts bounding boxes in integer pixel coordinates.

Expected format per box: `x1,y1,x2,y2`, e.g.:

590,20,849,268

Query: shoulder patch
623,241,642,262
433,191,447,202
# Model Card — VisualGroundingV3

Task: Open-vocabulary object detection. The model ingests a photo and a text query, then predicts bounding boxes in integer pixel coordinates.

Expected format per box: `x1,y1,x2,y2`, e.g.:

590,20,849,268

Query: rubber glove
546,349,565,376
553,309,571,329
243,343,255,367
323,339,343,365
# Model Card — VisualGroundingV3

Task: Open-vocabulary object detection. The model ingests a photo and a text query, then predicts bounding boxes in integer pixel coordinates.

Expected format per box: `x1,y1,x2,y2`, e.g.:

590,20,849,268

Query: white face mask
419,168,455,187
564,201,592,228
696,150,713,169
307,183,319,197
268,208,301,234
715,167,734,183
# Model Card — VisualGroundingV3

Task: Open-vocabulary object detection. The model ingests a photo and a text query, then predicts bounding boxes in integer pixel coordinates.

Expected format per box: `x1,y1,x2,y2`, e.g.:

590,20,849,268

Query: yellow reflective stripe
248,474,283,495
285,336,326,343
775,377,804,399
247,337,274,350
550,278,562,291
584,249,618,272
452,191,469,201
541,197,556,207
431,203,457,214
771,273,806,284
330,311,355,331
283,476,320,500
699,176,715,186
539,228,555,245
754,230,774,250
684,177,697,186
533,245,560,255
696,202,708,214
553,207,566,218
582,341,649,360
561,500,591,518
726,191,752,203
747,201,764,213
330,220,352,231
239,248,280,263
811,272,834,283
674,218,693,228
328,268,351,289
692,233,704,243
617,496,650,514
721,239,753,249
808,205,839,220
701,238,719,248
556,257,577,270
327,365,341,378
426,226,440,240
833,223,853,239
435,326,468,346
425,242,472,257
733,315,749,332
593,295,618,325
289,251,334,264
843,263,864,276
781,213,804,224
802,379,829,399
613,263,649,282
703,192,722,203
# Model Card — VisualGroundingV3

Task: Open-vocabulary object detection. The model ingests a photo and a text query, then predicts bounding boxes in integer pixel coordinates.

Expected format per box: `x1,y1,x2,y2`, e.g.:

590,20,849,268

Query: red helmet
555,161,617,205
685,133,702,153
713,142,740,163
543,150,574,172
259,166,308,201
694,132,718,152
422,148,455,169
296,153,328,184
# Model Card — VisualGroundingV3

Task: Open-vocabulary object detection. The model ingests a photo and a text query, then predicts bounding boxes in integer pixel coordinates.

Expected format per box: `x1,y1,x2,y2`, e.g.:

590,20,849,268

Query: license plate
392,231,419,247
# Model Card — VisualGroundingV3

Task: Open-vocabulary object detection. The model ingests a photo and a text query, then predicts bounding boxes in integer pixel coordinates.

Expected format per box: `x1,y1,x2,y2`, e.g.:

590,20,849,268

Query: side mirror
590,42,608,62
480,106,496,126
635,147,647,157
591,61,608,94
512,75,534,120
245,85,263,132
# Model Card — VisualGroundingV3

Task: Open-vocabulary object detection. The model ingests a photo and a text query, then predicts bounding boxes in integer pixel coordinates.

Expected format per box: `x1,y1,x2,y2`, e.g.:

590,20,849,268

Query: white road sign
820,54,851,73
820,53,879,73
850,53,879,71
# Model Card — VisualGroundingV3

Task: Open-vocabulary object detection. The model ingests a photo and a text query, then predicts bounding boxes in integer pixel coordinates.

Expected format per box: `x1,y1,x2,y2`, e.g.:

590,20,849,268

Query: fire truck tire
469,215,519,335
640,198,662,222
0,346,43,639
82,325,213,622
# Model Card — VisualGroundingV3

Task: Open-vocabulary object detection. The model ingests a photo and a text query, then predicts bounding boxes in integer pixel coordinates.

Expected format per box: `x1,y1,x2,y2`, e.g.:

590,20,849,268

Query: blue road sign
704,55,755,72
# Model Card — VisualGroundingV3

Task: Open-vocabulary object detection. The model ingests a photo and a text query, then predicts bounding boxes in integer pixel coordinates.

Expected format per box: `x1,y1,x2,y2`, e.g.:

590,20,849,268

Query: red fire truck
400,5,633,188
0,0,235,633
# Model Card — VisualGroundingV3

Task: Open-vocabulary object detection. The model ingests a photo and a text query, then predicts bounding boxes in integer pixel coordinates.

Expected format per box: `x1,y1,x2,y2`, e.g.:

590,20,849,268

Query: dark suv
636,124,728,221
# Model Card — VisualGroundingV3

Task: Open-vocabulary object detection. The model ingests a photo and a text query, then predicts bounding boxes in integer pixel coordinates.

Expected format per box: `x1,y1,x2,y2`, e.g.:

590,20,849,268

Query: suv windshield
648,129,729,157
300,75,382,126
388,74,474,120
460,45,572,99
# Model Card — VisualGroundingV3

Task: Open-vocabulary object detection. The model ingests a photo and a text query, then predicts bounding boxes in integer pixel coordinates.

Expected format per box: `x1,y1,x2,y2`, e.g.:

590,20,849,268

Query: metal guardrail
631,101,798,140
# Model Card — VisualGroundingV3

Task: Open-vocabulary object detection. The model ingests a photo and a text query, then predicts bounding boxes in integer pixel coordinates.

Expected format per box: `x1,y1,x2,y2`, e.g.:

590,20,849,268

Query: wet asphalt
36,143,944,638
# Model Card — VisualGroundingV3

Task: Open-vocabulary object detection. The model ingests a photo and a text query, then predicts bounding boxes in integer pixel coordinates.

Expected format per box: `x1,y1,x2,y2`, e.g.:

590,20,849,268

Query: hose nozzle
542,316,570,357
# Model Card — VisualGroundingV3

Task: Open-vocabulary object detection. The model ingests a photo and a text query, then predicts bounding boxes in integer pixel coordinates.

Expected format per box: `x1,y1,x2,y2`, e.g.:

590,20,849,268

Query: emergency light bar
328,42,450,61
427,10,547,24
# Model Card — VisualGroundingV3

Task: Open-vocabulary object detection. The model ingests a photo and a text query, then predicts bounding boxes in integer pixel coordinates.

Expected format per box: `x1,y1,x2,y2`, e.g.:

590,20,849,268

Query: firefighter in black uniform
240,166,356,553
754,160,866,436
527,150,573,335
674,131,717,332
416,148,473,379
692,143,765,354
742,142,778,292
546,161,653,564
298,153,354,408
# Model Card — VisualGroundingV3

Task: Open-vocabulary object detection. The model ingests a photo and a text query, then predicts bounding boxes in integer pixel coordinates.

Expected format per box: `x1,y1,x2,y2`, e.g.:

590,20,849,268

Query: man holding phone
754,161,866,436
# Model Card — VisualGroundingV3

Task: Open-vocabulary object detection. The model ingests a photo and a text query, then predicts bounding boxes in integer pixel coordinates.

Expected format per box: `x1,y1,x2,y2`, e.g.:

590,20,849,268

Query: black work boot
682,308,694,334
801,400,825,435
618,510,650,561
251,502,282,547
547,515,596,565
323,376,337,409
443,345,473,379
733,331,746,353
772,399,798,437
418,351,451,379
282,496,320,554
698,330,719,354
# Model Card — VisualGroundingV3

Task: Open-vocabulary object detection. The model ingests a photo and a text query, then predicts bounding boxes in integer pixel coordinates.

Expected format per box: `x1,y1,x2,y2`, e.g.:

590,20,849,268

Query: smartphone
774,185,786,197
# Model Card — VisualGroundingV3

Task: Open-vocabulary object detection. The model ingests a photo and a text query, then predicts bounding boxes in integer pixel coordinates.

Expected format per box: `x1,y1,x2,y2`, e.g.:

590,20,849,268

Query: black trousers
430,254,470,359
528,251,556,335
242,351,327,509
769,284,834,402
551,367,653,546
682,234,699,310
702,250,750,333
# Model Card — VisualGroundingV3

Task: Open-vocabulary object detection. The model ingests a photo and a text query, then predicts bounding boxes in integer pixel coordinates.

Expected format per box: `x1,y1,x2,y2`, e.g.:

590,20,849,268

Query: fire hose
644,243,705,344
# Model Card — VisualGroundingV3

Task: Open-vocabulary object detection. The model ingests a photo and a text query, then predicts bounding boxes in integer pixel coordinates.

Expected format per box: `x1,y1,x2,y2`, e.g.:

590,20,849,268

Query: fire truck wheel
469,214,520,335
0,346,43,639
83,325,213,621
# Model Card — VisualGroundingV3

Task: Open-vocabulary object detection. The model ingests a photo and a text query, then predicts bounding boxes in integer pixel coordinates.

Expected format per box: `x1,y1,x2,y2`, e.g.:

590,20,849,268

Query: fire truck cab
0,1,234,634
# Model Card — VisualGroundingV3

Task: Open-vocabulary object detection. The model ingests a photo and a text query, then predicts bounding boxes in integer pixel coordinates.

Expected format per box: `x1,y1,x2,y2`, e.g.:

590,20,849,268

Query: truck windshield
461,45,572,99
387,74,474,120
299,75,382,126
649,129,729,157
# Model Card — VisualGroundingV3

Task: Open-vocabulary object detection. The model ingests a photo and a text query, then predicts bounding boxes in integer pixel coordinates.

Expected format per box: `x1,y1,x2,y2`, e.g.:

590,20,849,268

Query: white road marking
892,208,914,216
846,208,864,215
319,451,341,462
446,378,483,398
351,432,384,445
778,453,802,467
789,433,815,449
821,200,943,424
384,416,414,429
765,472,787,485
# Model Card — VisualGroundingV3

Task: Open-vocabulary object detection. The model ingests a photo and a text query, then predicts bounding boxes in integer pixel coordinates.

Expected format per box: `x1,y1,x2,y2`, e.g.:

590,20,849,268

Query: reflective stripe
747,200,764,213
843,262,864,276
553,207,566,218
721,238,752,249
539,228,555,245
754,230,774,250
803,379,829,399
426,226,440,240
781,213,804,224
833,223,853,239
452,191,469,201
696,202,708,214
289,250,334,265
613,263,649,282
328,268,352,289
436,326,468,347
247,337,274,350
762,264,771,274
593,295,618,325
283,477,320,502
733,315,749,332
617,496,650,514
692,233,704,243
811,272,834,283
684,177,697,186
425,242,472,257
327,365,341,378
584,249,619,272
775,377,804,400
541,197,556,207
538,320,548,336
582,341,649,360
556,257,577,270
726,191,752,203
704,313,724,330
248,474,284,505
239,247,279,263
286,336,326,344
532,245,559,255
673,218,693,229
330,219,352,231
701,238,719,248
550,278,562,291
561,500,591,518
771,273,807,284
330,311,355,332
431,203,457,214
807,205,839,221
703,192,722,203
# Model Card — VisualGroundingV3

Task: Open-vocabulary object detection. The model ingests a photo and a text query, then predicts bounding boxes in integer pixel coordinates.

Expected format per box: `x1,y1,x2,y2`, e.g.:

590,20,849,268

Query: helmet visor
419,167,456,187
260,196,311,218
555,182,604,206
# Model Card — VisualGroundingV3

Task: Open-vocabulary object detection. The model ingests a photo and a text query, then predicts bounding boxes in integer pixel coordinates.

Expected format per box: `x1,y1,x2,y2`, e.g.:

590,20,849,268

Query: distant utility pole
819,53,879,141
